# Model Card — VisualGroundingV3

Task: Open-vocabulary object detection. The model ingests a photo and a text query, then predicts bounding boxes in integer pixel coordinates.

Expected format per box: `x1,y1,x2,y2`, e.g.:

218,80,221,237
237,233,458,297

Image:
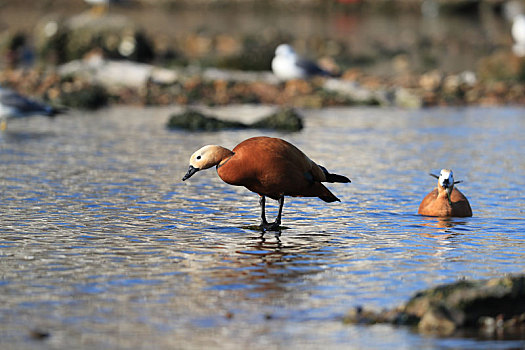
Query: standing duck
182,136,351,230
418,169,472,217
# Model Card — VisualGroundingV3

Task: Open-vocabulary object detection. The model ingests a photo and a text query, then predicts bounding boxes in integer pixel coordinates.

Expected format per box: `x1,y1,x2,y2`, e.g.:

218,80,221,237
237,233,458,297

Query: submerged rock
167,107,303,132
58,84,109,110
405,276,525,332
251,108,303,131
167,109,247,131
343,275,525,335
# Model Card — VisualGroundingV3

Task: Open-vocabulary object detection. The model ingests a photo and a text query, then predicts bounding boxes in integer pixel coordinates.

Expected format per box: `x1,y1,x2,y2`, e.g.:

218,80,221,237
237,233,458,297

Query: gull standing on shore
504,0,525,56
271,44,339,80
512,14,525,56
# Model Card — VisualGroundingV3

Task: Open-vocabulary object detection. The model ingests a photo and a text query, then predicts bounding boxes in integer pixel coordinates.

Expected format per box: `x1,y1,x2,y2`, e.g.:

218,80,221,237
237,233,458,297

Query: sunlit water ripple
0,106,524,349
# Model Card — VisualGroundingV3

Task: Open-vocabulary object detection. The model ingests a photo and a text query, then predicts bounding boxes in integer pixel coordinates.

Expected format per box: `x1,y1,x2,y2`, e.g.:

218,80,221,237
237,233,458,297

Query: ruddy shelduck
182,136,351,230
418,169,472,217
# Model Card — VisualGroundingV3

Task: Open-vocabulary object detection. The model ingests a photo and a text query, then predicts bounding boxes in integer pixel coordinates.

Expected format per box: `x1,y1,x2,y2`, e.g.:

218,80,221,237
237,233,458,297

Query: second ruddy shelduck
418,169,472,217
182,136,351,230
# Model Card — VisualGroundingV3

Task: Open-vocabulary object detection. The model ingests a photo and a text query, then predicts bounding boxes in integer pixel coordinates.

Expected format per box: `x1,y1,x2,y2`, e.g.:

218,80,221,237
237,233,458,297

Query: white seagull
271,44,338,81
0,86,61,131
504,1,525,56
512,14,525,57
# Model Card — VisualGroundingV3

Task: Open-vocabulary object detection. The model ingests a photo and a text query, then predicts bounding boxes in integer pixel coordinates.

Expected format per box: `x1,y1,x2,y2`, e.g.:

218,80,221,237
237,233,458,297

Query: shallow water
0,106,524,349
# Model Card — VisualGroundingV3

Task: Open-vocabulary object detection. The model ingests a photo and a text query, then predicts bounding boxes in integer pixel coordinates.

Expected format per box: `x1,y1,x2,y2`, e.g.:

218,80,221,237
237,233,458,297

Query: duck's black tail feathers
319,165,351,183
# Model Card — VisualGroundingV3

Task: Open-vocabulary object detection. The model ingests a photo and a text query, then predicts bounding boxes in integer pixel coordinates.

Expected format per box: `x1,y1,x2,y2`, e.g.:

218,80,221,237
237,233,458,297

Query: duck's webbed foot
260,221,281,231
258,195,284,232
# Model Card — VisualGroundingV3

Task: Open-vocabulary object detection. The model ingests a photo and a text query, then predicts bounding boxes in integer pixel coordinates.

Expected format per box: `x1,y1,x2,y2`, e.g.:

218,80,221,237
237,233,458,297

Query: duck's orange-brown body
418,187,472,217
183,136,350,230
217,137,341,202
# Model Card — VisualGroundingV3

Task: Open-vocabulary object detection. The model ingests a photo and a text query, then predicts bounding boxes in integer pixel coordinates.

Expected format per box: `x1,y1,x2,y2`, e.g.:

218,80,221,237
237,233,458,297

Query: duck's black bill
182,166,199,181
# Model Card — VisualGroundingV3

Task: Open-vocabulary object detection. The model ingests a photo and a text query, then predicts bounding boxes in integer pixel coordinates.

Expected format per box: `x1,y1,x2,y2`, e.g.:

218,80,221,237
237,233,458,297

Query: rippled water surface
1,106,524,349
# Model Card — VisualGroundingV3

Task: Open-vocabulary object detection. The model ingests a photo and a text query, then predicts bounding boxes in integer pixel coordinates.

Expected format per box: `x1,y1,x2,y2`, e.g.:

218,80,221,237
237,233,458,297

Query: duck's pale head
182,145,233,181
438,169,454,192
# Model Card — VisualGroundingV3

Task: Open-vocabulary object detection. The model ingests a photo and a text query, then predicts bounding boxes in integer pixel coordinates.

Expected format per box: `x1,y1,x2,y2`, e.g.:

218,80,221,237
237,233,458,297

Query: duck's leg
259,195,269,226
273,195,285,227
259,195,284,231
0,119,6,132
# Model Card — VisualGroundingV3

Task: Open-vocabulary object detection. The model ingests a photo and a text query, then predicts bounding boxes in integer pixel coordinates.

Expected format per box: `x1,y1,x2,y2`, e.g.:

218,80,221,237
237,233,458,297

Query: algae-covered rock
167,107,303,132
251,108,303,132
343,275,525,335
404,276,525,331
342,306,413,325
167,109,247,131
58,84,109,110
417,304,461,334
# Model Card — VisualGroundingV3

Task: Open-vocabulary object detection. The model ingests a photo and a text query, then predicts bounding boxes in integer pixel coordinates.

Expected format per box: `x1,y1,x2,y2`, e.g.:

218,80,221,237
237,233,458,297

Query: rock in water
250,108,303,132
167,107,303,132
58,84,109,110
404,275,525,333
343,275,525,335
167,109,247,131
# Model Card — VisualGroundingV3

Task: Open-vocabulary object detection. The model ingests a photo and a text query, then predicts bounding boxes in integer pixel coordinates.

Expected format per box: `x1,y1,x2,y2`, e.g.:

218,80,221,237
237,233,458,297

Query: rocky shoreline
1,52,524,114
1,7,525,112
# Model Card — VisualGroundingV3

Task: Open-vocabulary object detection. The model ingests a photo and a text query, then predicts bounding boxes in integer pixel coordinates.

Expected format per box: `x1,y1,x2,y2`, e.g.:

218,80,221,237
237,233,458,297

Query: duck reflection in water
418,216,469,238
